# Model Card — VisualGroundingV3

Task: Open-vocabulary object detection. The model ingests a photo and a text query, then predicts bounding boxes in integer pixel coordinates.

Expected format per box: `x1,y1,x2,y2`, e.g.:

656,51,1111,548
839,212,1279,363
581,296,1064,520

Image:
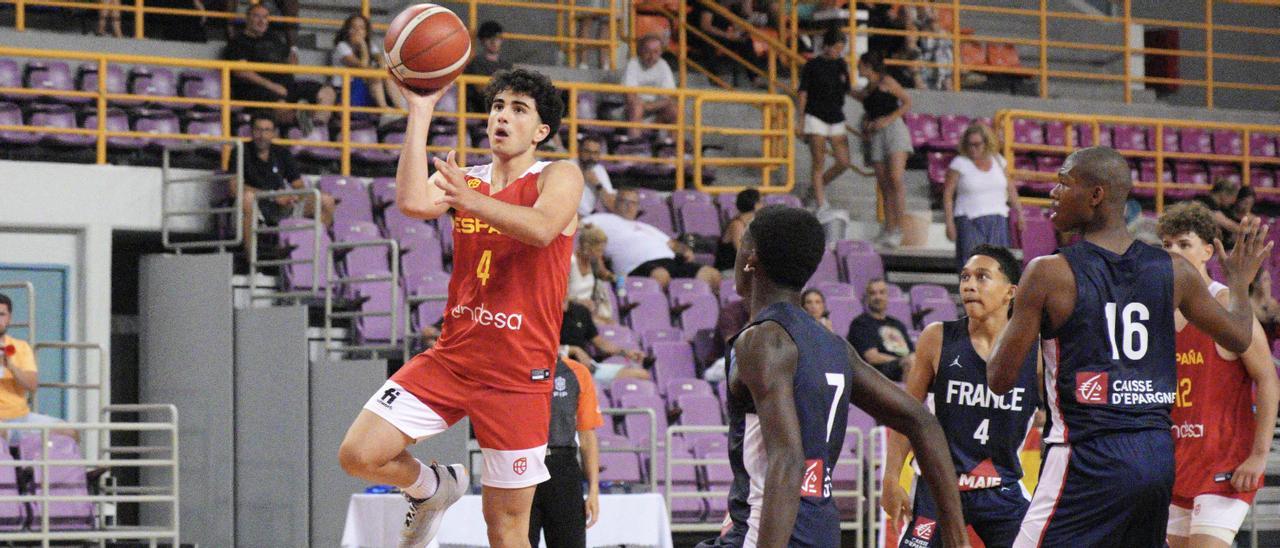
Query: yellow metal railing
995,109,1280,213
0,45,794,193
748,0,1280,109
4,0,621,71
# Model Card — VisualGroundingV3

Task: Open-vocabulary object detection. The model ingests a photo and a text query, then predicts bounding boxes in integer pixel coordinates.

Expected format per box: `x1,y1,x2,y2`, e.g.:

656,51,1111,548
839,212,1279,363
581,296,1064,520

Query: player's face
578,139,603,167
488,90,548,158
864,281,888,314
1161,232,1214,268
1049,164,1096,232
483,36,503,56
613,191,641,220
802,292,826,318
959,254,1014,320
250,119,276,152
246,6,270,36
0,304,9,336
639,40,663,68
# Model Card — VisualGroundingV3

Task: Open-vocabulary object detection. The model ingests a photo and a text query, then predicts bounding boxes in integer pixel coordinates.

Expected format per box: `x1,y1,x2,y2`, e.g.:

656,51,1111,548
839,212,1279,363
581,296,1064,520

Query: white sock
402,459,439,500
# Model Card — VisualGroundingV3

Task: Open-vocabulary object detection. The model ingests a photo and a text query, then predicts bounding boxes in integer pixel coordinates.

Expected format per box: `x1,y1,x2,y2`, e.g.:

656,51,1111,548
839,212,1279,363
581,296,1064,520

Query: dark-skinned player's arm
1178,216,1273,353
847,342,969,548
734,322,805,548
392,78,454,221
988,255,1060,394
431,158,584,247
881,322,943,533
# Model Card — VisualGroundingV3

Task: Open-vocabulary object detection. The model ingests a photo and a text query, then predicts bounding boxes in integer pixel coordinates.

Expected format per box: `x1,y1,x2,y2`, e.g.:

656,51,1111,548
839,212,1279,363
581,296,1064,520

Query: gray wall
234,306,310,547
139,253,235,547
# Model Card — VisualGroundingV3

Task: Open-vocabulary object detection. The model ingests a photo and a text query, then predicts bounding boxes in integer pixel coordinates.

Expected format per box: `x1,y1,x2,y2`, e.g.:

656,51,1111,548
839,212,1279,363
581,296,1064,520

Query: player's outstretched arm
1180,216,1273,353
988,256,1055,394
1233,308,1279,493
393,79,452,220
431,158,584,247
735,322,805,548
848,343,969,548
881,322,943,532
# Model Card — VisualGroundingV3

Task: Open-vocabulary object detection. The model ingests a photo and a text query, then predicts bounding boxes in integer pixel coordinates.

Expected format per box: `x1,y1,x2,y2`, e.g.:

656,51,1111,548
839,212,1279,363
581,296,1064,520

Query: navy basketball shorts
1015,430,1174,547
900,481,1030,548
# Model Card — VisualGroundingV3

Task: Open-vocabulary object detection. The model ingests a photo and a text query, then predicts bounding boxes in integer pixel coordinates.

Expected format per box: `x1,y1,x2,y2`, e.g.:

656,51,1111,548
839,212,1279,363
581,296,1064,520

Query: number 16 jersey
1040,240,1176,445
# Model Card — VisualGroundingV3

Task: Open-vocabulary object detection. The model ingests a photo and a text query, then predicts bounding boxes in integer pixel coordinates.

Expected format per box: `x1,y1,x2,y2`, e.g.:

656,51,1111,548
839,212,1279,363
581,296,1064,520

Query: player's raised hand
432,150,478,210
1217,215,1274,289
880,479,912,534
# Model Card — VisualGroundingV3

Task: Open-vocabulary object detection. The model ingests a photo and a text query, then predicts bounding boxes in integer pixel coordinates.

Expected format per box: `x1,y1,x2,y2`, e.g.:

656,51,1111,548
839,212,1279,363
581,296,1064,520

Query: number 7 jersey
422,161,574,394
1040,240,1176,444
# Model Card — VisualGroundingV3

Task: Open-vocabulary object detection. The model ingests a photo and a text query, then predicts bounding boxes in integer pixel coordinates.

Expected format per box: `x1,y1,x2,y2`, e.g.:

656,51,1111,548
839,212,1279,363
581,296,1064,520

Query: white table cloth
342,492,673,548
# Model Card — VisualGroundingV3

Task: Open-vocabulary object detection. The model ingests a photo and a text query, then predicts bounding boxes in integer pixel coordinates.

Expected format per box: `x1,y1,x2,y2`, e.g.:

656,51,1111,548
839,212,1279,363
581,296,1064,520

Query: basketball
383,4,471,93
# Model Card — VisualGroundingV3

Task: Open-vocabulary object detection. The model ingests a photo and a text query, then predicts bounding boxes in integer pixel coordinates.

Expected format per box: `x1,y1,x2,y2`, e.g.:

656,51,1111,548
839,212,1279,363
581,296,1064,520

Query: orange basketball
383,4,471,92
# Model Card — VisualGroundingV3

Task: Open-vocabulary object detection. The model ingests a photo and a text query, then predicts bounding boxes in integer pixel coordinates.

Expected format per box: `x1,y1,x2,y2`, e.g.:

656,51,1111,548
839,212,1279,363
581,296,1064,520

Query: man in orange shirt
0,294,64,442
528,357,602,547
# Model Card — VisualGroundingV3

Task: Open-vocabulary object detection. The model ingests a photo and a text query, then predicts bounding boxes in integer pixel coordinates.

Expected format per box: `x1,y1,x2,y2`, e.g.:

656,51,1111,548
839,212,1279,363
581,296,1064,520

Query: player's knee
337,440,379,477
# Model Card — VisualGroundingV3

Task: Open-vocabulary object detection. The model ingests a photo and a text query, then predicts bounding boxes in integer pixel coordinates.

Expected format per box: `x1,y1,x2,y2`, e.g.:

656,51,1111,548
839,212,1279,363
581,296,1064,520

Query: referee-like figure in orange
528,357,602,547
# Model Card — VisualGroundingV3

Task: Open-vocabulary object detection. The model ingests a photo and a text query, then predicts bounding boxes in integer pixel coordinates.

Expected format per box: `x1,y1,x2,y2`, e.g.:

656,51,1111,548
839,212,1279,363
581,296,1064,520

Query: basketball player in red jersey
338,68,584,548
1157,202,1278,548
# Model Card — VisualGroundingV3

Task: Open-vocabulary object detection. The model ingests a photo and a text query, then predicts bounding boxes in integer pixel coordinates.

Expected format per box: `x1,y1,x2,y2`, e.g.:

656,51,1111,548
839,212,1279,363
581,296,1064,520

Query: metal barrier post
324,239,401,356
33,341,108,460
248,187,325,302
160,140,243,253
1205,0,1214,109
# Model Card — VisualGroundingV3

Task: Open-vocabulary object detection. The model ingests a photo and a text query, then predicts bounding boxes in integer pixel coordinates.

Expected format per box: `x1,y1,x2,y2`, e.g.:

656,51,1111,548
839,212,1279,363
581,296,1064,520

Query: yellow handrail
0,45,793,193
758,0,1280,109
997,109,1280,213
3,0,620,70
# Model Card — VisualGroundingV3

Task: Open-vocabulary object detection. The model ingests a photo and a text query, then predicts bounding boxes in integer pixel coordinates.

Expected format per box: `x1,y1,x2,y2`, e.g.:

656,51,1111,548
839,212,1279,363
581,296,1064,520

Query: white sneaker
399,463,467,548
883,230,903,249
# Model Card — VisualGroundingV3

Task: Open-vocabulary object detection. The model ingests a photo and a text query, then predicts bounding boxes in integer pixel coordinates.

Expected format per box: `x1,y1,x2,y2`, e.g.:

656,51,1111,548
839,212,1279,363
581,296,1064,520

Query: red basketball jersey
1172,283,1258,505
416,161,573,394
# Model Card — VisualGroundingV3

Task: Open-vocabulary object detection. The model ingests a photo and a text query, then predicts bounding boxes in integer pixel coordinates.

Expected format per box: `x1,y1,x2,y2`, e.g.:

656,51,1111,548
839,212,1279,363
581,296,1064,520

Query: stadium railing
32,341,109,462
0,46,795,194
324,237,400,358
249,186,325,302
161,140,245,253
995,108,1280,212
5,0,621,70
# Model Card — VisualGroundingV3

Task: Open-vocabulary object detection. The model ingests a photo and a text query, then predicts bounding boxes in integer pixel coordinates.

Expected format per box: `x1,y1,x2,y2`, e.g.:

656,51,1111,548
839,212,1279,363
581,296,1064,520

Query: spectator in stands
464,21,514,114
1232,185,1257,224
867,4,911,58
569,224,616,324
233,113,337,252
1251,268,1280,349
943,123,1019,268
1193,178,1243,245
915,1,953,90
622,34,678,140
97,0,123,37
560,298,649,383
796,28,855,211
686,0,767,88
715,188,761,271
574,135,616,216
528,356,602,546
583,188,722,292
330,14,406,118
146,0,207,42
224,4,337,131
853,51,914,248
0,294,71,442
847,279,914,381
801,289,835,332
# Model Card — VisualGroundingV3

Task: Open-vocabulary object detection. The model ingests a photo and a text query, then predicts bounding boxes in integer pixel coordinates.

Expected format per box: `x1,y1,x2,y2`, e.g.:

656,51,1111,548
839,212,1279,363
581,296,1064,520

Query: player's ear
533,123,550,146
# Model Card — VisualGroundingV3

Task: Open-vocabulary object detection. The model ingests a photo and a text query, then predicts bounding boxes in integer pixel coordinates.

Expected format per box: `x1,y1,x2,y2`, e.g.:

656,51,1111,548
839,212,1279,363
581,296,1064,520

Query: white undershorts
1167,494,1251,543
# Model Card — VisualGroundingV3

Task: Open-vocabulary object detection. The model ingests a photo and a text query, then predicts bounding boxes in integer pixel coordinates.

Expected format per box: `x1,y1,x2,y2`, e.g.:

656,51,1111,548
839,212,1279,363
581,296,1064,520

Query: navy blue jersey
932,318,1039,491
722,302,853,547
1040,240,1176,445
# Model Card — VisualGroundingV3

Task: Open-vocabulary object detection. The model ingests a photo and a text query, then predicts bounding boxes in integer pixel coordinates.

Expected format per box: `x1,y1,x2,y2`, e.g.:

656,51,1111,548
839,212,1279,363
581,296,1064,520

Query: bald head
1062,146,1132,209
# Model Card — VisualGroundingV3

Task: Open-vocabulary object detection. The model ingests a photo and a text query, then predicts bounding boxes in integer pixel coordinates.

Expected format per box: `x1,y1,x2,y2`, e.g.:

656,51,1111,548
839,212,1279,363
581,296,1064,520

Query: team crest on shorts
912,517,937,542
513,457,528,475
1076,371,1108,404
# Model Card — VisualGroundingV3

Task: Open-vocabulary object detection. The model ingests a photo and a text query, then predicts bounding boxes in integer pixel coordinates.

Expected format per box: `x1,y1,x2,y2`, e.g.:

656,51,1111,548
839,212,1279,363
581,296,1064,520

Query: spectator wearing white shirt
942,123,1020,268
573,135,615,217
622,34,678,139
582,188,721,292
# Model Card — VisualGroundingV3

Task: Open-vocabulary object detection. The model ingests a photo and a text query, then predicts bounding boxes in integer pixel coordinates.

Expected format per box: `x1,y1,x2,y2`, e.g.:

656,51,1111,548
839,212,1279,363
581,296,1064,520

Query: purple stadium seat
808,249,841,286
670,189,712,211
916,296,958,326
668,278,712,304
384,206,435,244
350,126,397,164
642,327,685,351
715,193,738,224
606,141,651,178
676,394,724,445
927,151,956,185
678,202,721,240
695,447,733,517
1020,214,1057,264
619,393,668,443
597,434,645,485
678,293,719,335
650,341,697,387
77,63,127,101
135,112,181,148
0,440,24,531
31,105,94,147
930,114,969,150
1209,163,1242,185
289,126,340,162
184,119,224,151
1043,121,1068,147
1161,128,1181,153
1174,161,1208,186
623,276,663,298
909,284,950,304
370,177,397,209
401,240,445,276
1180,128,1212,154
319,176,374,225
353,281,399,343
1111,124,1147,151
636,203,677,238
277,218,330,293
597,324,641,353
0,59,20,101
436,214,454,255
610,378,657,406
886,297,913,330
625,291,672,333
1212,130,1243,156
24,61,76,103
814,281,856,301
1012,118,1044,145
0,102,39,146
840,247,885,294
666,378,713,400
761,194,803,209
826,295,860,339
1252,169,1278,204
1071,124,1099,148
903,112,938,148
129,66,178,104
19,434,93,530
83,109,145,150
1249,133,1278,158
410,273,449,330
179,70,221,106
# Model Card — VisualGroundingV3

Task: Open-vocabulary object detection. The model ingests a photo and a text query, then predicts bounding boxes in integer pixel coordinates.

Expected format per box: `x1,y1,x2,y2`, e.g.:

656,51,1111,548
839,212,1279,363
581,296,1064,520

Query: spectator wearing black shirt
559,300,649,383
223,4,336,130
796,28,854,210
846,278,914,381
1193,178,1242,246
464,21,515,114
687,0,767,87
232,114,336,252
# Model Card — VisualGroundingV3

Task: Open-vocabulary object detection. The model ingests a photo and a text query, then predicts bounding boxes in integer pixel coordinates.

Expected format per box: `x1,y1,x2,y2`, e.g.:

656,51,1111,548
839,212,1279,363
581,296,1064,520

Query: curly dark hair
1157,201,1220,245
746,205,825,290
483,68,564,145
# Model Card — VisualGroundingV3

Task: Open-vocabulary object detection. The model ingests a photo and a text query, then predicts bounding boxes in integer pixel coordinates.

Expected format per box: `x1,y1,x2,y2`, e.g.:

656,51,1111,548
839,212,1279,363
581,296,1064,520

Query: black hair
746,205,825,290
858,50,886,74
967,244,1022,285
822,27,846,49
478,21,503,40
735,188,761,214
1237,185,1256,201
580,133,607,148
484,68,564,145
0,294,10,313
250,111,275,127
1211,177,1241,195
335,13,372,49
